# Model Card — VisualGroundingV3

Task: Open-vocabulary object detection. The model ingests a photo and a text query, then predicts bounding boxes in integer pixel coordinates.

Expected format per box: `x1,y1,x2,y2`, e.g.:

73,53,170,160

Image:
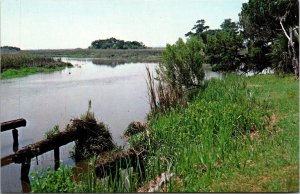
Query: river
0,58,220,192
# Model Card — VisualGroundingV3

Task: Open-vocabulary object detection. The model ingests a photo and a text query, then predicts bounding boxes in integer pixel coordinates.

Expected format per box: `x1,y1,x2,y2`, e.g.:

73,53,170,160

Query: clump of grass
69,101,116,161
124,121,148,137
44,125,60,139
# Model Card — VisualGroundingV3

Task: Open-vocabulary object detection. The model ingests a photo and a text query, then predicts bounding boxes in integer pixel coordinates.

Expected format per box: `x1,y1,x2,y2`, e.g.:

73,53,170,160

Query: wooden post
54,147,60,170
21,179,31,193
12,129,19,152
21,158,31,182
21,158,31,193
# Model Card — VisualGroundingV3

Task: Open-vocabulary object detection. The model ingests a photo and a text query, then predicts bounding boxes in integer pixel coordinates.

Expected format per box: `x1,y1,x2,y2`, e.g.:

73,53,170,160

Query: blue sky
1,0,247,50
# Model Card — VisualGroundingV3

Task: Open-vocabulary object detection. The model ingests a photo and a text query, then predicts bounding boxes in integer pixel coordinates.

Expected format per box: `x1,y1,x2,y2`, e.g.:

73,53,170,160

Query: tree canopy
89,37,146,49
183,0,299,78
1,46,21,52
239,0,299,77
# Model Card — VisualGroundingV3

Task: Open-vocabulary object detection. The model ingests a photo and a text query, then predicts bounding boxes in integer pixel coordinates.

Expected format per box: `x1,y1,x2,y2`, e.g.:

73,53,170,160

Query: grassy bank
0,54,73,79
21,48,164,62
134,74,298,192
30,74,298,192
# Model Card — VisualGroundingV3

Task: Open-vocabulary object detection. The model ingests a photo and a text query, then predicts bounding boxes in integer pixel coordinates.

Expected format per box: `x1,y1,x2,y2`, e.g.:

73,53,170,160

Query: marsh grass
68,108,116,161
131,74,298,192
31,153,148,192
21,48,163,60
0,53,73,79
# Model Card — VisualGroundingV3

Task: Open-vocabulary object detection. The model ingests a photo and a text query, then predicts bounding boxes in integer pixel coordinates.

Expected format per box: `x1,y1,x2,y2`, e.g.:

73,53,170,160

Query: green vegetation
160,37,205,89
146,37,206,113
28,0,298,192
44,125,60,139
89,37,146,49
22,48,163,62
31,165,80,193
130,74,298,192
239,0,298,76
0,54,73,79
30,74,298,192
70,109,115,161
184,0,299,78
1,46,21,52
124,121,147,137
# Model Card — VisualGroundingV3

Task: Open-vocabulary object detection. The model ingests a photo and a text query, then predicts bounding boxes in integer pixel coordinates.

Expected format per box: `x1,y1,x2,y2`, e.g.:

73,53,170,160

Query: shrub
146,37,205,113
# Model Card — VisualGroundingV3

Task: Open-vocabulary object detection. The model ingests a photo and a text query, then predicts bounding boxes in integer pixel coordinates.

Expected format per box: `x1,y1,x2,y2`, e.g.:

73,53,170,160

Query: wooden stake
54,147,60,170
12,129,19,152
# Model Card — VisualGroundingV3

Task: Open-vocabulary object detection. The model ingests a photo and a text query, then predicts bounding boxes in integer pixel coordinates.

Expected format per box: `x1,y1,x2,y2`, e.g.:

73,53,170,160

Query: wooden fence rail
1,118,146,193
1,119,26,132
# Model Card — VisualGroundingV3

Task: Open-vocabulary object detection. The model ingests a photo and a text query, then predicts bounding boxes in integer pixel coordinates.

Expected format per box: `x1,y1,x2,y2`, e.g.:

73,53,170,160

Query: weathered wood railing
1,118,27,153
1,118,146,192
1,118,27,132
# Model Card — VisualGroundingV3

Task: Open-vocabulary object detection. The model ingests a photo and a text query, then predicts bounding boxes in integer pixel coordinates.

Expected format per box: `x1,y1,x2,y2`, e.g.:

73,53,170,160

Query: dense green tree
89,37,146,49
239,0,299,77
185,19,209,38
220,19,239,34
206,31,244,72
159,37,205,89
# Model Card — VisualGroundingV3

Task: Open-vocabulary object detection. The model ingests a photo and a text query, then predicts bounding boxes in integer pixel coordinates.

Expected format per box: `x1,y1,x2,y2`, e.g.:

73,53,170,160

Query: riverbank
0,54,73,79
21,48,163,62
30,74,299,192
136,74,298,192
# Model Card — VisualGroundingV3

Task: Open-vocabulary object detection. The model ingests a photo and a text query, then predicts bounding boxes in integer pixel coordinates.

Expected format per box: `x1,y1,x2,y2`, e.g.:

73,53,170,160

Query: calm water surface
0,58,220,192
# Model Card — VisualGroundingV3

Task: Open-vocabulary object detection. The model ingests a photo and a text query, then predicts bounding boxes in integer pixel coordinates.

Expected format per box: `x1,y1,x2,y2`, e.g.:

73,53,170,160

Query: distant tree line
89,37,146,49
163,0,299,80
1,46,21,52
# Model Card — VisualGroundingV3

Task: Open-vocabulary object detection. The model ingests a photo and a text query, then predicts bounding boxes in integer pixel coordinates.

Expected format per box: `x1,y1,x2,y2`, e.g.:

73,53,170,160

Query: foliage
220,18,239,34
0,53,73,79
270,33,293,75
185,19,209,38
159,37,205,89
31,165,81,193
69,108,116,161
239,0,298,43
44,125,60,139
1,46,21,52
30,75,298,192
131,74,298,192
89,37,146,49
241,40,272,73
147,37,205,113
21,48,163,60
124,121,147,137
239,0,299,75
31,155,145,193
206,31,244,72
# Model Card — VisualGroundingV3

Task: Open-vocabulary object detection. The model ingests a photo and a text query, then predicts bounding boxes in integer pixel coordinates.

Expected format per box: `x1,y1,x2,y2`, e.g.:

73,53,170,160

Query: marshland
0,0,299,193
